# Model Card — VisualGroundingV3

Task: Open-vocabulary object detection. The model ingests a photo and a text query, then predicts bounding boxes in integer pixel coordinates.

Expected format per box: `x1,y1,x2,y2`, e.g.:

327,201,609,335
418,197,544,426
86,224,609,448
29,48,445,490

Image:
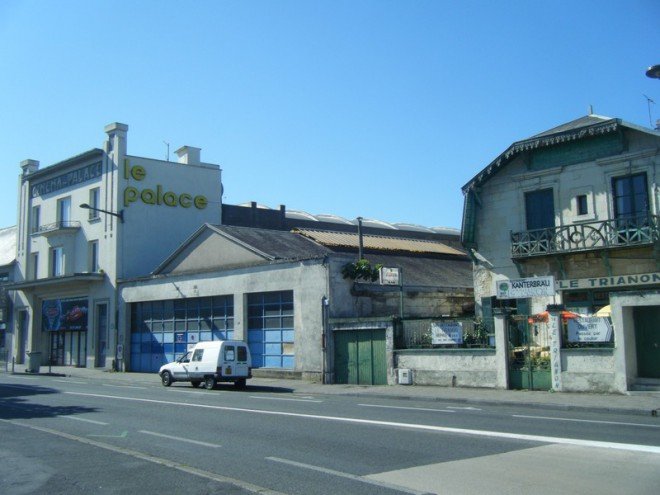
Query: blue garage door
248,291,294,369
130,295,234,372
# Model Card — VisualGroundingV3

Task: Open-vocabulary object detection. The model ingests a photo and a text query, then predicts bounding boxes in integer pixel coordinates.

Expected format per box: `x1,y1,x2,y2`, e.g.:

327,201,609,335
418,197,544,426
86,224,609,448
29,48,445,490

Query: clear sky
1,1,658,230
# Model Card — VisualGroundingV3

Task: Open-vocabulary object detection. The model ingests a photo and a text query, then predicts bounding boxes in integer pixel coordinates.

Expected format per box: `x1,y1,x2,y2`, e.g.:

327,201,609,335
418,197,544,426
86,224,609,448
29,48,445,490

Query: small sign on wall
496,276,555,299
567,317,613,342
431,321,463,345
379,267,401,285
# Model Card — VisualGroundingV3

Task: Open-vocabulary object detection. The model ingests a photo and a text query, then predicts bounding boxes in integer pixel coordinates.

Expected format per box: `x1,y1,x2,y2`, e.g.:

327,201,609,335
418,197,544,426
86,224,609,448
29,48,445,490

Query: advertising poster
42,298,88,332
431,321,463,345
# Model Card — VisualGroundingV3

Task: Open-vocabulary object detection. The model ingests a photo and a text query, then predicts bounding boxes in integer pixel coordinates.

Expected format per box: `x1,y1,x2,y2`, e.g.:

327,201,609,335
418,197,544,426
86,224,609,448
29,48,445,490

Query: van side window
192,349,204,362
224,346,235,361
237,346,247,362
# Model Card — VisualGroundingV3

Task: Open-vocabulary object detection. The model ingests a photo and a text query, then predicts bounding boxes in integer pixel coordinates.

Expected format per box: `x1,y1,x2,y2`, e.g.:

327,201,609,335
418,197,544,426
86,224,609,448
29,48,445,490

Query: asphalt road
1,373,659,495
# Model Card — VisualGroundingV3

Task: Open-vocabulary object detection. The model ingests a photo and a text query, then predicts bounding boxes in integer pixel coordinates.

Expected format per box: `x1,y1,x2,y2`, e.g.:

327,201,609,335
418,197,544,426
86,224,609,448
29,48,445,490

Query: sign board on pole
379,267,401,286
496,276,555,299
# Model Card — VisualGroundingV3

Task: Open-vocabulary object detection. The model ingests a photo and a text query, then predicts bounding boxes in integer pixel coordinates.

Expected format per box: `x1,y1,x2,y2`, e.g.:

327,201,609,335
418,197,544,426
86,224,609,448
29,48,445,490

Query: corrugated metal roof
0,226,16,266
295,228,466,256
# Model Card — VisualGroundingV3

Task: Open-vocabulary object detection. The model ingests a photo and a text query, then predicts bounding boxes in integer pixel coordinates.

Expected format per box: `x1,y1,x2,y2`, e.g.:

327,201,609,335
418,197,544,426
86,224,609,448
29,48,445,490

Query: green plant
341,259,382,282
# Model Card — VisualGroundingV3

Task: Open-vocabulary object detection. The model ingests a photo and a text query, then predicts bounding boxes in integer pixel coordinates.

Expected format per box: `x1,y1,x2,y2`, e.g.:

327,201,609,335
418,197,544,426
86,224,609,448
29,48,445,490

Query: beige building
461,114,659,393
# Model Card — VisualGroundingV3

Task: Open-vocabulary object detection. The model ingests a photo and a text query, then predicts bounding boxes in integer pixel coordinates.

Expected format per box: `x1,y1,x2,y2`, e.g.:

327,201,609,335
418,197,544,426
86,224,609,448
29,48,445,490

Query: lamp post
79,203,124,222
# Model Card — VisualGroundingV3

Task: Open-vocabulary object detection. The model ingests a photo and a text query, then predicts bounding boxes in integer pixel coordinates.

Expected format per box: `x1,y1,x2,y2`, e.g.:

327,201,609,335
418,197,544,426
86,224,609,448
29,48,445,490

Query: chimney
20,159,39,176
104,122,128,157
175,146,201,166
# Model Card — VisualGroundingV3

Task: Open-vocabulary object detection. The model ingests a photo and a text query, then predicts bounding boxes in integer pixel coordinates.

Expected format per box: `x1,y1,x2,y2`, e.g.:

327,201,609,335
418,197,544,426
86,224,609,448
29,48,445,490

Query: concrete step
630,378,660,392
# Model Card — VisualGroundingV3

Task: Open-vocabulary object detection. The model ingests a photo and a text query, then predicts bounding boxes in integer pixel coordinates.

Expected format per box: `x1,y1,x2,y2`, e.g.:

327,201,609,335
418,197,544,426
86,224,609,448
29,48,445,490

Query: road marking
88,430,128,438
447,406,482,411
250,396,323,403
62,416,109,425
139,430,222,448
65,391,660,454
102,384,147,390
0,418,284,495
513,414,660,428
54,379,87,384
266,456,430,495
359,403,456,413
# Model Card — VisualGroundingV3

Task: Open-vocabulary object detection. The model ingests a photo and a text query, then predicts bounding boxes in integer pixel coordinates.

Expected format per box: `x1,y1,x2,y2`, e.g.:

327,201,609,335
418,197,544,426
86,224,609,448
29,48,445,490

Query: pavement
3,362,660,417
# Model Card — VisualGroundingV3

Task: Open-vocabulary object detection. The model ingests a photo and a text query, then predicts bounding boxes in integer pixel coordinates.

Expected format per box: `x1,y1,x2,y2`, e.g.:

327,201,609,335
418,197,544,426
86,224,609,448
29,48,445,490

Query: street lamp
79,203,124,223
646,65,660,79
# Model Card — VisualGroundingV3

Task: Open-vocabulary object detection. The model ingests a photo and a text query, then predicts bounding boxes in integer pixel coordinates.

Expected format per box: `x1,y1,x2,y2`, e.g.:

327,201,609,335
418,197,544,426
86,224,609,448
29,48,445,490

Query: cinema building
461,114,660,392
9,123,222,369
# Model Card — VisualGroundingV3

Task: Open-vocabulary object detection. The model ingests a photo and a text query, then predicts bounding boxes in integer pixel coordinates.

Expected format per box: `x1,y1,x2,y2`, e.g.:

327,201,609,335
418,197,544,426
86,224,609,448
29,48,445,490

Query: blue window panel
282,330,294,342
141,342,151,353
152,354,164,369
251,354,263,368
131,333,142,343
265,343,281,355
187,332,199,343
264,355,282,368
264,330,281,343
140,355,151,371
163,333,174,343
175,343,187,353
282,356,295,369
130,353,141,370
164,353,174,364
249,343,264,355
200,331,212,341
212,330,226,341
248,330,263,343
152,342,163,353
142,333,152,342
153,333,164,343
226,330,234,339
163,343,174,354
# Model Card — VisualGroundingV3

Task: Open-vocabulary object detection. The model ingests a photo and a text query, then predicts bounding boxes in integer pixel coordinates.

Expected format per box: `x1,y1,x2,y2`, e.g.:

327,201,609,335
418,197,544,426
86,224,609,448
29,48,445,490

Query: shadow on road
0,382,99,421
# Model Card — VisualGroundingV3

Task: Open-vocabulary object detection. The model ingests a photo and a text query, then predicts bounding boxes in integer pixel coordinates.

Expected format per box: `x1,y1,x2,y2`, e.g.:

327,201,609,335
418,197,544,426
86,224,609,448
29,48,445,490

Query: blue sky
1,1,658,230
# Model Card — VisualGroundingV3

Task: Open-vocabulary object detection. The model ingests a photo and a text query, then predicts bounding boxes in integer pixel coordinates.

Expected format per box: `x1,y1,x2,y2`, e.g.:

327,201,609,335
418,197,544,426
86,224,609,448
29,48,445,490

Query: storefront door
634,306,660,379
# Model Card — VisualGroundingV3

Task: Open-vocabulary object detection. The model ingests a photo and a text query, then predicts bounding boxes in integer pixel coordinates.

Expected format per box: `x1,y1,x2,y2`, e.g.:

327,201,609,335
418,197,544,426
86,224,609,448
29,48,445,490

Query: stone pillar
547,308,563,391
493,310,509,389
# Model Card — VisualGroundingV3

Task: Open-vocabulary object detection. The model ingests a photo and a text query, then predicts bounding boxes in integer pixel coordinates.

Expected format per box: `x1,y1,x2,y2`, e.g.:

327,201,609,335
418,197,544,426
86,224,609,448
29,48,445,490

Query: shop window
51,247,63,277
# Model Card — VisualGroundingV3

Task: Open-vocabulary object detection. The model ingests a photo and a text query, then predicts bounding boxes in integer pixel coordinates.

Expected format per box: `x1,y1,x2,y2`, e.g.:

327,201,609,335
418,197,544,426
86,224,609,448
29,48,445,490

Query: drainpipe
357,217,364,260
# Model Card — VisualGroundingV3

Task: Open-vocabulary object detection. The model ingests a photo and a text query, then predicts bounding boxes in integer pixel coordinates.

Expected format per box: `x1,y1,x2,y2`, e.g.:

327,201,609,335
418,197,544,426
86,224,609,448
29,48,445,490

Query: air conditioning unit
398,368,412,385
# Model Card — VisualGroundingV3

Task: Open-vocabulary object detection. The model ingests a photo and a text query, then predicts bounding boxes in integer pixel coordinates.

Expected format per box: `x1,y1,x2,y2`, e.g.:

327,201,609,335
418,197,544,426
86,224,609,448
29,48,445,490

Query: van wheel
204,377,216,390
191,381,201,388
234,378,246,389
161,371,173,387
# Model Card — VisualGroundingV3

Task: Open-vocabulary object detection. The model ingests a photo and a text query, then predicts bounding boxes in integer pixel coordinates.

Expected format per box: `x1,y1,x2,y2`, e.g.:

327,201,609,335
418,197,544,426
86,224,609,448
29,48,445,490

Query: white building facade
461,115,660,393
9,123,222,369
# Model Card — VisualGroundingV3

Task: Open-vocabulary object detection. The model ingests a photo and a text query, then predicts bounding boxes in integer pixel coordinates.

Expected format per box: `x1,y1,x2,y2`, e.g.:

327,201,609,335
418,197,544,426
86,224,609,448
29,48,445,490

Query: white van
159,340,252,389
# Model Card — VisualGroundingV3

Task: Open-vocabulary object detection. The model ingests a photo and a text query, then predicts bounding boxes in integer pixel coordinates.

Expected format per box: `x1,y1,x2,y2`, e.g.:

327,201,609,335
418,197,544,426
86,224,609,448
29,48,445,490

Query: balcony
31,221,81,237
511,214,659,259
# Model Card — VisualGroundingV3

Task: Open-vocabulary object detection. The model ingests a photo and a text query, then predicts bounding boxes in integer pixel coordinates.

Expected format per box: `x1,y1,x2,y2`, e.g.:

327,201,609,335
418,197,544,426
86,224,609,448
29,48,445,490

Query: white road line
447,406,482,411
65,391,660,454
0,418,284,495
513,414,660,428
62,416,109,426
250,396,323,403
54,379,87,384
266,456,429,495
139,430,221,448
359,403,456,413
102,384,147,390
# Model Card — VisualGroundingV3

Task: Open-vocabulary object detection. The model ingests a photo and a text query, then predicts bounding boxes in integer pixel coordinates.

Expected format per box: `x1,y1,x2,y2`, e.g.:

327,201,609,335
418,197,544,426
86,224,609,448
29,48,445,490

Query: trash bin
26,351,41,373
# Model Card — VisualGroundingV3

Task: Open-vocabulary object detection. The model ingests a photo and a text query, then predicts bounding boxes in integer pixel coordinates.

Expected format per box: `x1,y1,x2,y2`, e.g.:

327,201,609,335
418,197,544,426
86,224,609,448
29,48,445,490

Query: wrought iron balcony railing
31,221,81,236
511,214,659,258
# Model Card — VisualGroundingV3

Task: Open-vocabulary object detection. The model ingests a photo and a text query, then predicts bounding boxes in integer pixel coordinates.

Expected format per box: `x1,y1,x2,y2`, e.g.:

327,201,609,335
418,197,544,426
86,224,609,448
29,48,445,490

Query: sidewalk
5,363,660,417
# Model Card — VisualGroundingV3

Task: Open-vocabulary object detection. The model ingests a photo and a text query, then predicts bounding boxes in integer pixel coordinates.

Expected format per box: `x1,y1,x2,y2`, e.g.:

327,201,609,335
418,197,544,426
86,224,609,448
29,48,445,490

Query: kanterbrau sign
496,276,555,299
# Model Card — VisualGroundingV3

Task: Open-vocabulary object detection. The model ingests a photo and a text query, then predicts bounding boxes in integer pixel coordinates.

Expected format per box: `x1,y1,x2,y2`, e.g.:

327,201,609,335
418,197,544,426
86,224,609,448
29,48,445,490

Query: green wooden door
508,316,551,391
634,306,660,379
334,329,387,385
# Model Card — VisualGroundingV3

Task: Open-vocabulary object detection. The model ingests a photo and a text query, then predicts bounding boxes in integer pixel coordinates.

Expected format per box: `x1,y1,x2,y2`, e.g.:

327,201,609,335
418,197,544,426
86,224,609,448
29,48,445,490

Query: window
57,197,71,225
51,247,63,277
31,253,39,279
0,272,9,282
612,173,648,220
88,240,99,272
191,349,204,362
224,345,235,361
576,195,588,216
525,189,555,230
31,206,40,233
89,188,100,220
247,290,294,369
